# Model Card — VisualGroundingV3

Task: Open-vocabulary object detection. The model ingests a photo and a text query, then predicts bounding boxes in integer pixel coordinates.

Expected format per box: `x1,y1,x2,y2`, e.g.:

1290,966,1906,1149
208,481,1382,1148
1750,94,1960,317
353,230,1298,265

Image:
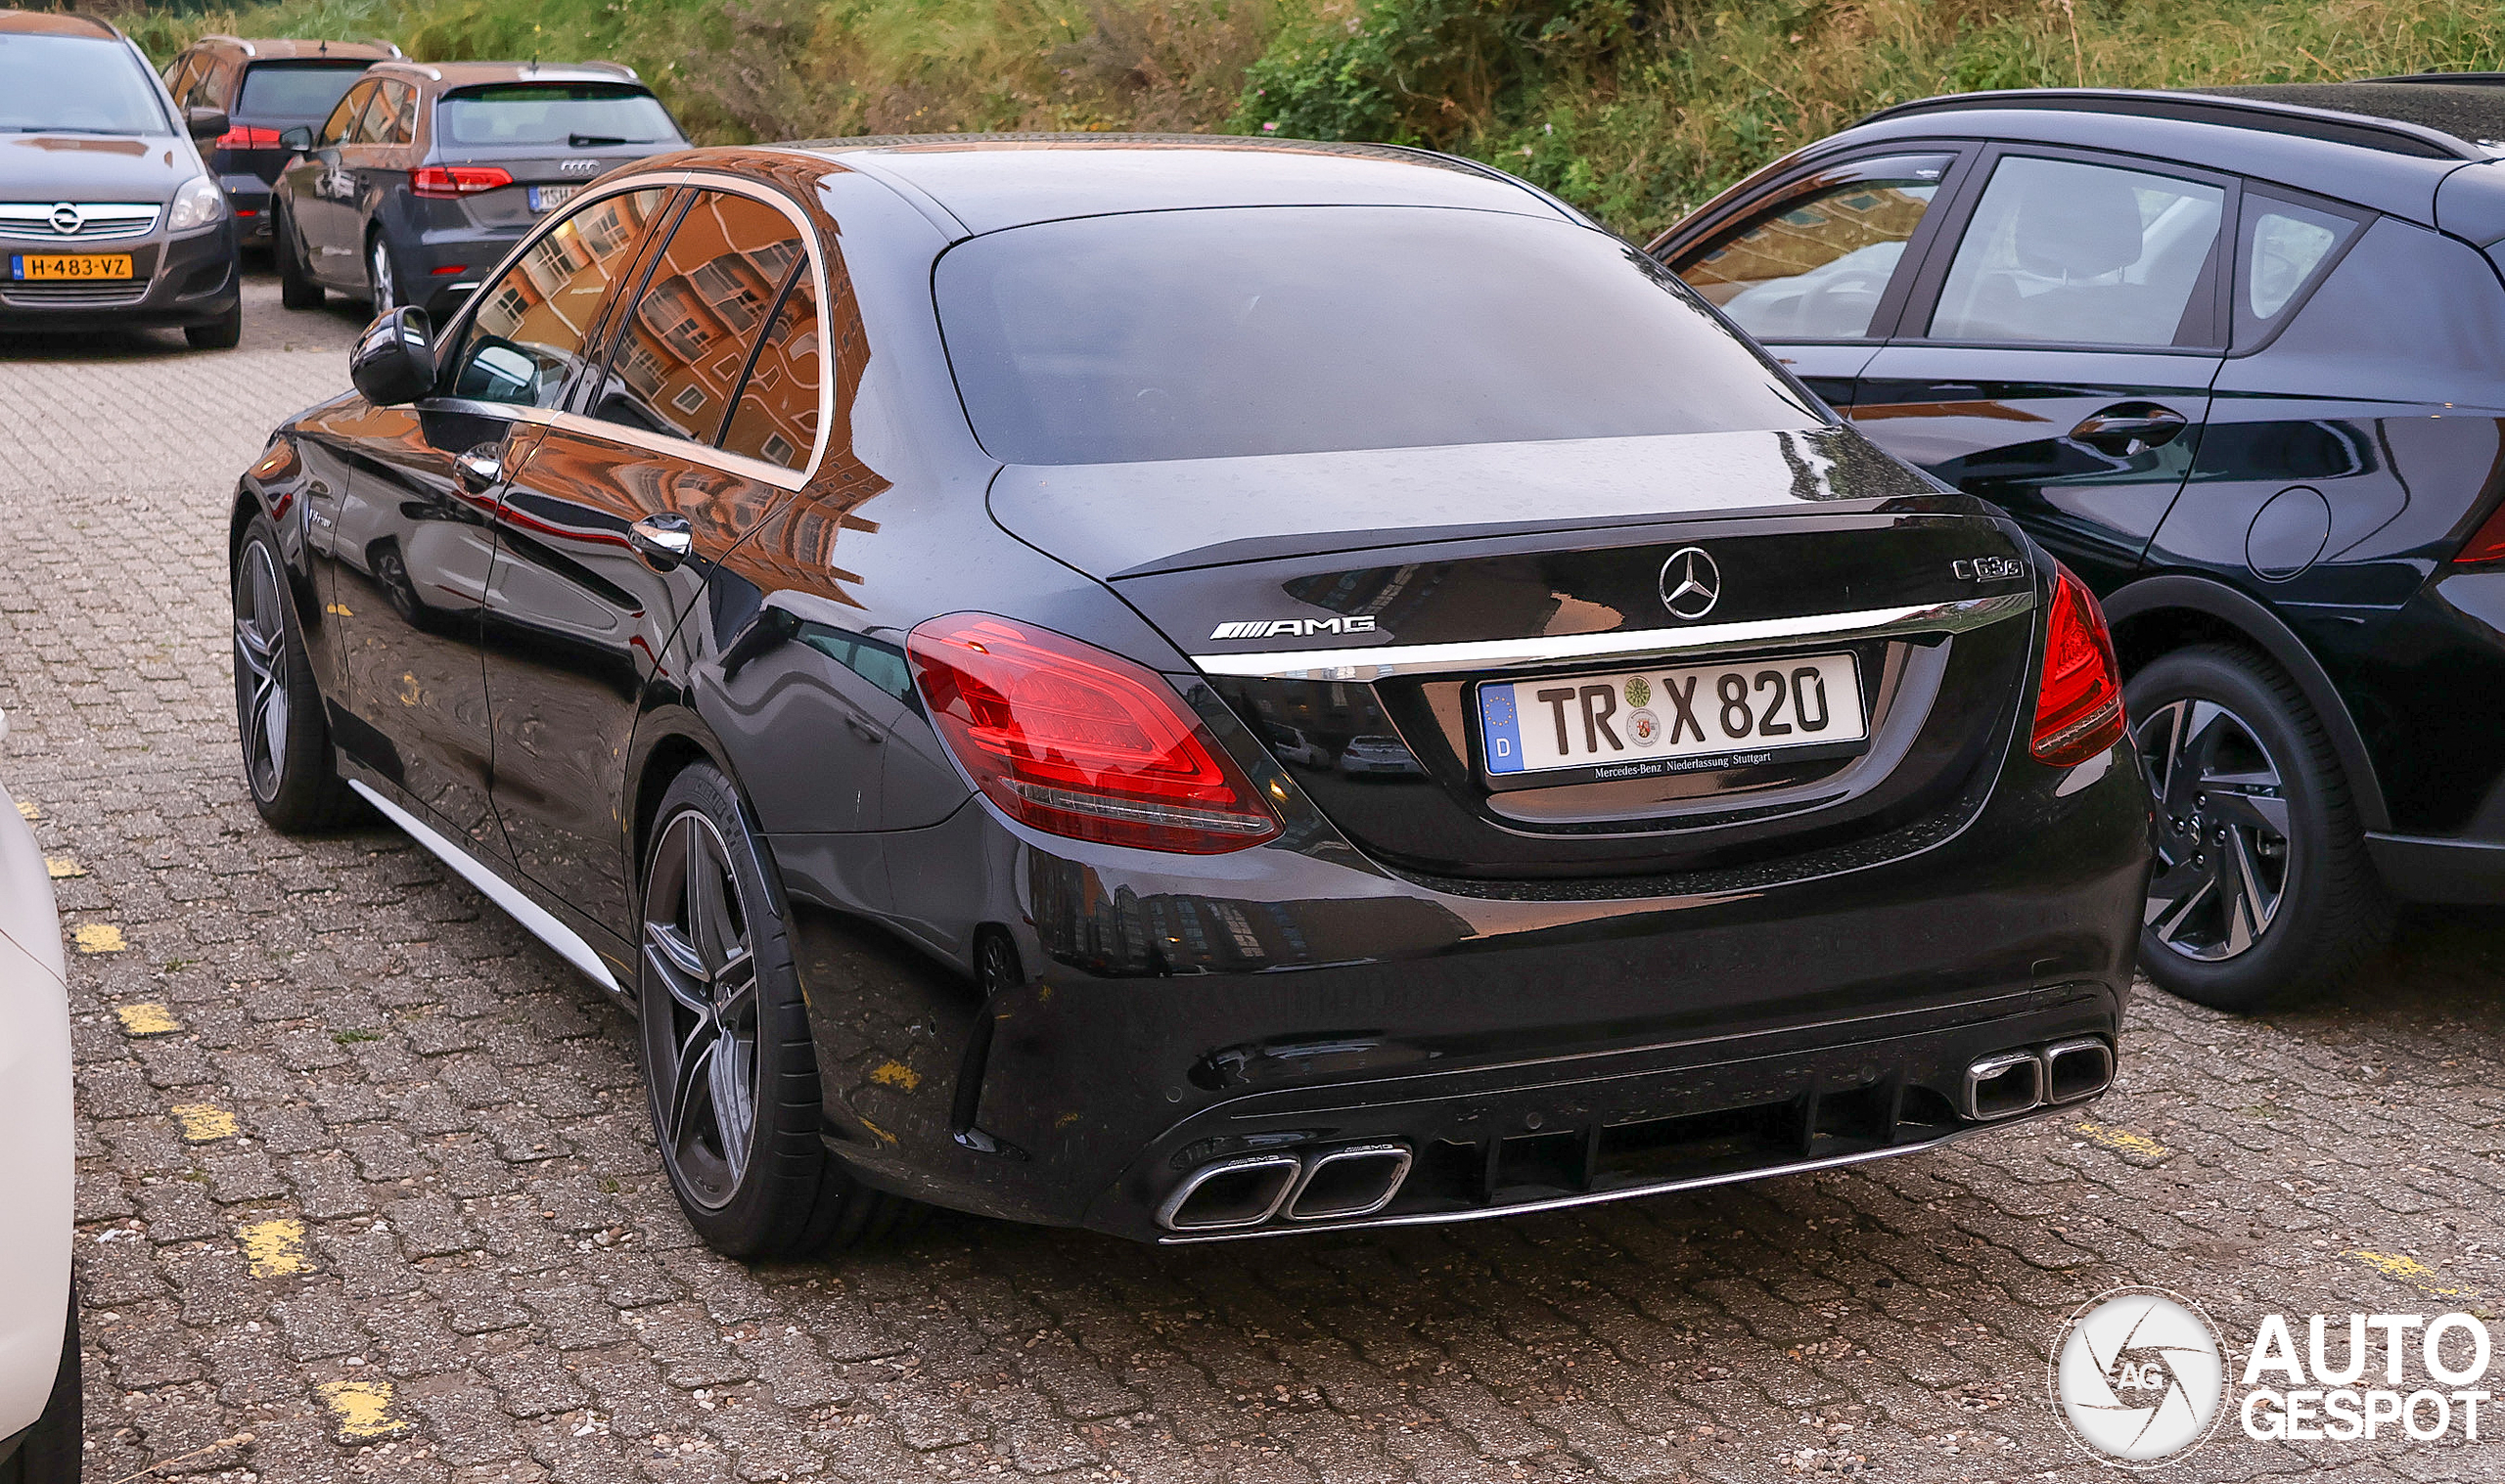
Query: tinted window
2249,217,2505,401
318,81,371,146
0,33,169,135
452,186,672,407
1929,156,2225,348
348,83,395,145
2237,194,2361,343
719,277,822,469
589,191,805,444
938,206,1819,466
1679,156,1951,340
236,62,371,119
436,83,681,148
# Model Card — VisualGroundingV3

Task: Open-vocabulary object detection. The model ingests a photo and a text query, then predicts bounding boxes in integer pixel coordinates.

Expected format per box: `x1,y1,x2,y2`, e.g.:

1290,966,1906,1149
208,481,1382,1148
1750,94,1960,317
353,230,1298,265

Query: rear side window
936,205,1820,466
719,275,822,469
236,62,371,120
451,186,672,407
1678,155,1952,341
1928,155,2225,348
2236,193,2361,344
588,190,807,446
436,83,681,149
2245,216,2505,400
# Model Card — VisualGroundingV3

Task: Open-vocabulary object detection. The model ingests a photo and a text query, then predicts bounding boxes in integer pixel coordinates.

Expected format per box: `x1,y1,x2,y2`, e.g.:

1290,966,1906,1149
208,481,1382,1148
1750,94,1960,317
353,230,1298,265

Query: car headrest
2011,166,2145,281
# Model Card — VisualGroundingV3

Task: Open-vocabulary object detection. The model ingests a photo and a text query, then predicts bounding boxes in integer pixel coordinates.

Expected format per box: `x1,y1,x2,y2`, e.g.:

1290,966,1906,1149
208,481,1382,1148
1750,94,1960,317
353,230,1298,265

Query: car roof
0,10,121,39
190,36,403,63
768,134,1575,237
373,59,643,91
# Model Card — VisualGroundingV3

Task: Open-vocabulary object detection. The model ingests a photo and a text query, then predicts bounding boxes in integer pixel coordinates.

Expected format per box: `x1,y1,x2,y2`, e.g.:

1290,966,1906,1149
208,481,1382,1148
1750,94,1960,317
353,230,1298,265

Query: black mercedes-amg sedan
1652,78,2505,1012
230,138,2149,1256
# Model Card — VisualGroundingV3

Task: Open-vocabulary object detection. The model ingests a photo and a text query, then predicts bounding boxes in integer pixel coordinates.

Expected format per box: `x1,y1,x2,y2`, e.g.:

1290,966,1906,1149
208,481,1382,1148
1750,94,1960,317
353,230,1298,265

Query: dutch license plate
12,252,133,281
527,184,579,212
1479,652,1866,783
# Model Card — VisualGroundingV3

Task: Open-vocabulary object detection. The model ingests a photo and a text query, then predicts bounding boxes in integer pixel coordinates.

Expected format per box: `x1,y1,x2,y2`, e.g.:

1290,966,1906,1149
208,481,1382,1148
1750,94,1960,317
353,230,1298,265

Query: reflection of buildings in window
720,282,821,468
615,212,801,434
478,190,662,348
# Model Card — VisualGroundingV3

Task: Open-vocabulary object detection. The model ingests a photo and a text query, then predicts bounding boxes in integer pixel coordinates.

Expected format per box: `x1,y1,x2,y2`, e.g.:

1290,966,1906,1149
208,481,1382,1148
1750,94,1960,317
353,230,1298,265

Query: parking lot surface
5,275,2504,1484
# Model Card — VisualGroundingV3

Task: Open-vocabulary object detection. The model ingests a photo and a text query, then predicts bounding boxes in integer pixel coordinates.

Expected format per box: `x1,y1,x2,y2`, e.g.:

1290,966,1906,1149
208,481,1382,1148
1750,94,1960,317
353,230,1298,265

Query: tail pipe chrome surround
1963,1036,2115,1121
1158,1143,1415,1233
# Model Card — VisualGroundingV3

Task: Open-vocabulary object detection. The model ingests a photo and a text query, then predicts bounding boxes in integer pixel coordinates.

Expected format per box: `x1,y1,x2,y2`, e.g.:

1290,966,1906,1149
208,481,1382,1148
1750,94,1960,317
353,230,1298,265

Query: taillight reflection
2030,564,2126,767
214,124,282,150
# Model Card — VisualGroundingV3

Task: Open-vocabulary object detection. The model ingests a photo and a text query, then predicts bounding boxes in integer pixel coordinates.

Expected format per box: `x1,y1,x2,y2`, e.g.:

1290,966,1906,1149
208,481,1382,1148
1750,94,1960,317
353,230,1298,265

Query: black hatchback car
1657,79,2505,1011
271,60,686,318
159,35,400,249
233,139,2146,1256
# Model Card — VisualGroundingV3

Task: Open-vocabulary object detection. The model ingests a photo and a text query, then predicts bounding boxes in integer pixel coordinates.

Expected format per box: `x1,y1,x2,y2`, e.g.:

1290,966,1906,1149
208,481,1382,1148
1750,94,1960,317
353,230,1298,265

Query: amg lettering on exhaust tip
1209,616,1378,641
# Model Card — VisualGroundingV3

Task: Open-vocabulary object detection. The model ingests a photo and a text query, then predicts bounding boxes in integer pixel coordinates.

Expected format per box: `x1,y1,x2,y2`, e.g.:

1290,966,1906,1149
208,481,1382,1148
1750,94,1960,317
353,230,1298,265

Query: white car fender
0,715,74,1442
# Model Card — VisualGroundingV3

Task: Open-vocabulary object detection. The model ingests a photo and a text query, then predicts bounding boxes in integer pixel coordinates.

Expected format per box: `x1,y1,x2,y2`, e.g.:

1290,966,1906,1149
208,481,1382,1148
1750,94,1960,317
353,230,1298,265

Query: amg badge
1208,615,1378,641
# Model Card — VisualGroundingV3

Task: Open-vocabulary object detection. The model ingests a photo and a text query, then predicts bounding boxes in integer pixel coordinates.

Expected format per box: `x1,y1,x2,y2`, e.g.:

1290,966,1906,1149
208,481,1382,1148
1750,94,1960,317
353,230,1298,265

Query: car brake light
215,124,282,150
907,614,1282,854
411,165,515,199
2030,564,2127,767
2454,499,2505,566
430,264,467,275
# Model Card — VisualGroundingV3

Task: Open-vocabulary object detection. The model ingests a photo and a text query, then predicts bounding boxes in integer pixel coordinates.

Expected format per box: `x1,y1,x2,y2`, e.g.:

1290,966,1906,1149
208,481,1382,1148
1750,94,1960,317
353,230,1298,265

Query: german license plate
526,184,579,212
1479,652,1866,783
11,252,133,281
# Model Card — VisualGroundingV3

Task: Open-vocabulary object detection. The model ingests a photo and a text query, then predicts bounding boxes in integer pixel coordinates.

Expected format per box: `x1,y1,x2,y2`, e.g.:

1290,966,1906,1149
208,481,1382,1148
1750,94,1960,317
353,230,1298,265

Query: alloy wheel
642,810,762,1209
369,238,396,309
2137,697,2293,962
232,541,292,803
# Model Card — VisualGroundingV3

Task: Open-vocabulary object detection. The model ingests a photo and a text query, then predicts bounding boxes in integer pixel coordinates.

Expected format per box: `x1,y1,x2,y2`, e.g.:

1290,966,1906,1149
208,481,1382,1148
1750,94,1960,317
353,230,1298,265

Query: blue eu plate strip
1479,685,1525,775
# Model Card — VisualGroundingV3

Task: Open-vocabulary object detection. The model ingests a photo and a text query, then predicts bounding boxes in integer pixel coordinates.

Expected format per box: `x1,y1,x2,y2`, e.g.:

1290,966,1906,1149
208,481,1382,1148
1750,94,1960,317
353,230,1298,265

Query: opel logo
48,202,80,235
1659,547,1721,620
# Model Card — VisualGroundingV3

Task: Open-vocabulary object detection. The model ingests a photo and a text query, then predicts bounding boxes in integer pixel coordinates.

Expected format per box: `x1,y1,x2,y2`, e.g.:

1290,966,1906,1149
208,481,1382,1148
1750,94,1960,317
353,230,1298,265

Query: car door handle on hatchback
2071,404,2190,456
628,512,696,572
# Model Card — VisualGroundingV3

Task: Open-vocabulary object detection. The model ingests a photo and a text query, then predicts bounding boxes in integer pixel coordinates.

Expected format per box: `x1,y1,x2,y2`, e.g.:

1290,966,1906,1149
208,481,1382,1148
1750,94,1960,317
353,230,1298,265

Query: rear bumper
0,222,238,332
217,174,275,241
783,718,2151,1240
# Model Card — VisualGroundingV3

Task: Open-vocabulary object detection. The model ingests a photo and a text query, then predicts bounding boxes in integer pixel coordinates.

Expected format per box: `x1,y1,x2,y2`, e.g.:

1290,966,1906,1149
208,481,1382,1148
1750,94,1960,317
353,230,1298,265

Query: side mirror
351,307,436,407
185,107,229,143
278,125,315,153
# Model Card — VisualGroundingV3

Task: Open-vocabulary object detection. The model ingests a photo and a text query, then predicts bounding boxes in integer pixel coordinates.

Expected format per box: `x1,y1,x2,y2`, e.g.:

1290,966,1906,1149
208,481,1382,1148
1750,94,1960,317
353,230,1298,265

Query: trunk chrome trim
346,780,622,994
1190,590,2035,681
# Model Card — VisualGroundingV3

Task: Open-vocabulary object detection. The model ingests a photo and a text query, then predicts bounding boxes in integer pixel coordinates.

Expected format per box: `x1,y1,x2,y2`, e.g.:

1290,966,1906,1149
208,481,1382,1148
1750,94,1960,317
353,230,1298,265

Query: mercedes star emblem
48,202,81,236
1658,547,1721,620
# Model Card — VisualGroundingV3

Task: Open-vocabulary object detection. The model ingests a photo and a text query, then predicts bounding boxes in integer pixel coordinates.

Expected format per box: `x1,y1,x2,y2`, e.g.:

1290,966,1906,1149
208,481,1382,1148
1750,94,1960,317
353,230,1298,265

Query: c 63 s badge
1208,616,1377,641
1954,555,2029,581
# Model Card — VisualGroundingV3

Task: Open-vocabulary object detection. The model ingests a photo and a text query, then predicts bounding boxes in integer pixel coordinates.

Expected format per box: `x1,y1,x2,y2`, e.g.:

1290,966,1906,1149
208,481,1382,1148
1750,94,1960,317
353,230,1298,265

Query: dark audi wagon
233,138,2149,1254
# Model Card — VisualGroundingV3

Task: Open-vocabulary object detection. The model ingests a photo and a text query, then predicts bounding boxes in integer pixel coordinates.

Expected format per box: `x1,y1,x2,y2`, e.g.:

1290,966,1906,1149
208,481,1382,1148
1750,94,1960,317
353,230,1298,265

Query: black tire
185,298,242,350
0,1298,79,1483
232,517,358,832
637,764,914,1257
2128,644,2391,1012
275,205,323,309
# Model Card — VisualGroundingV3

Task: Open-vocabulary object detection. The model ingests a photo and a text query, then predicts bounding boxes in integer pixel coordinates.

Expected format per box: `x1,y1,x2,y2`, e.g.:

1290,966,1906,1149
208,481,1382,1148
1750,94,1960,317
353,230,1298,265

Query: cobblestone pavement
7,273,2505,1484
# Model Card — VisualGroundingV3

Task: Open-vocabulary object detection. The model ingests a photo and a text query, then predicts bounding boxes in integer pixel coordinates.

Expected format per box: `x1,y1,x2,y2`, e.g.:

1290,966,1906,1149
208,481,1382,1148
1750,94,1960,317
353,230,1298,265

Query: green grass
123,0,2505,239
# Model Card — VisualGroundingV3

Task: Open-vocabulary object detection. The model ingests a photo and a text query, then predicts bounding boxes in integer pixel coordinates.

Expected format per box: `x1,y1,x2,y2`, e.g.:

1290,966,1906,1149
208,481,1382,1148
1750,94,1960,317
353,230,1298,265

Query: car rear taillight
2030,564,2126,767
907,614,1282,854
411,165,515,199
215,124,283,150
2453,499,2505,567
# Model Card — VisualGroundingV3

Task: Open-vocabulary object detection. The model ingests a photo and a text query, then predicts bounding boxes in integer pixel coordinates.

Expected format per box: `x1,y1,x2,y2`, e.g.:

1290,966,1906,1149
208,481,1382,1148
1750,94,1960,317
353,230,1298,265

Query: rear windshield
935,206,1821,465
436,83,682,149
0,33,167,136
237,61,371,120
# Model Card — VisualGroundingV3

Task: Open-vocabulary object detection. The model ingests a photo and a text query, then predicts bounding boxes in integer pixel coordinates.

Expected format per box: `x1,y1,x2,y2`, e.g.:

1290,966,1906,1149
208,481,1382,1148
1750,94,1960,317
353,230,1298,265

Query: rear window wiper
568,133,664,148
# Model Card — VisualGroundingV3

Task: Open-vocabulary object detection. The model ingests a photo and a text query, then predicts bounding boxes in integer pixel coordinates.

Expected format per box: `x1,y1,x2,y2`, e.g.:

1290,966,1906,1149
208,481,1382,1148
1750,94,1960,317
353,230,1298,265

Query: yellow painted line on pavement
869,1060,920,1090
73,923,127,954
2073,1120,2173,1162
171,1104,238,1144
2345,1249,2474,1298
14,799,36,821
114,1002,181,1036
45,856,85,878
317,1379,407,1441
239,1218,309,1277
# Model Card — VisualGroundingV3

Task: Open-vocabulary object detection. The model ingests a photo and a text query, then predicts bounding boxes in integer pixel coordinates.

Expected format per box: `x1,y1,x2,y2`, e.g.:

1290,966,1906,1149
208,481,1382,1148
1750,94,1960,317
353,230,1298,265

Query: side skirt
346,779,624,997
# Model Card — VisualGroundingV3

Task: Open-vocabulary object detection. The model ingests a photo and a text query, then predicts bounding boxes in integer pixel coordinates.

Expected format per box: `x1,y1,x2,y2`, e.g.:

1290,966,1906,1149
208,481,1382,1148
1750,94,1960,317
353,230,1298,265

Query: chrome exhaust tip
2042,1036,2115,1103
1286,1144,1413,1221
1964,1050,2045,1121
1156,1153,1301,1232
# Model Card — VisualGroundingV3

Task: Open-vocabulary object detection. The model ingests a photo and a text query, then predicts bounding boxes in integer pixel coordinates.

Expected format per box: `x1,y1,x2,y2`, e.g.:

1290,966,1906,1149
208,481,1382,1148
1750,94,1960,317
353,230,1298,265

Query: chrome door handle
2071,404,2189,456
628,512,695,571
455,449,503,491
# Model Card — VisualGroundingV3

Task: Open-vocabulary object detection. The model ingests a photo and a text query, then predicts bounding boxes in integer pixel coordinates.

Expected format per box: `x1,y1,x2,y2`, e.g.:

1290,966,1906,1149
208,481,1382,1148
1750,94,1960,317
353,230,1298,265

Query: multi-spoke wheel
636,764,918,1256
2124,645,2390,1011
231,516,355,832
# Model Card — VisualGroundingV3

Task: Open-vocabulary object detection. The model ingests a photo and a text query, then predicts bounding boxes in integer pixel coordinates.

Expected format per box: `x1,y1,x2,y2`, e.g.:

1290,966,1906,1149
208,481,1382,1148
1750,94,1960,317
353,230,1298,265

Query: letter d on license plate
1479,651,1866,784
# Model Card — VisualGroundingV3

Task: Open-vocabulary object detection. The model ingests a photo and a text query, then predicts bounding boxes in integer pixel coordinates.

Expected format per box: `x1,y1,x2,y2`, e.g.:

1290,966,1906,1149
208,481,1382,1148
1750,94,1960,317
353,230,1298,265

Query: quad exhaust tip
1963,1037,2114,1121
1159,1143,1415,1232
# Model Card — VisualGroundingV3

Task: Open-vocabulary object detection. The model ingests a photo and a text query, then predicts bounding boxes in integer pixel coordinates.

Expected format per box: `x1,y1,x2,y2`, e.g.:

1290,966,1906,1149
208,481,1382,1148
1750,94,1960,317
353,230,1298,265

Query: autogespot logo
2051,1287,2228,1467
